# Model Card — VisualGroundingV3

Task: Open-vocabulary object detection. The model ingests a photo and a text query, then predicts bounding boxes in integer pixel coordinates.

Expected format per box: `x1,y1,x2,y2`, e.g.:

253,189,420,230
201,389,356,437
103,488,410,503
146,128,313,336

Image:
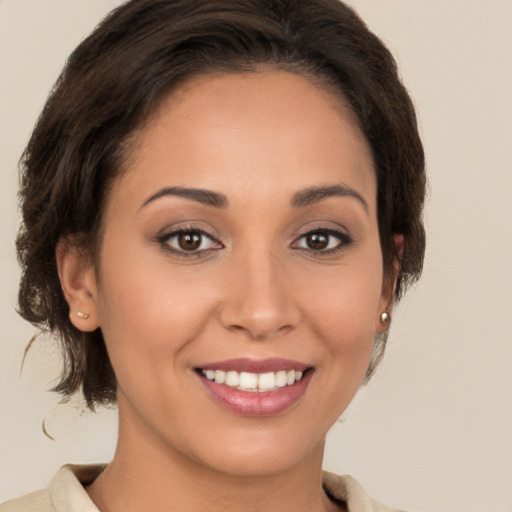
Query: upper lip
197,358,310,373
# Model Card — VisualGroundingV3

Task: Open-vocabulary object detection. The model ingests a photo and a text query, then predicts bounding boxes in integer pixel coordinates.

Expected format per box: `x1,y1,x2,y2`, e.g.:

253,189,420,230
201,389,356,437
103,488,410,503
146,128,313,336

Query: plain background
1,1,511,511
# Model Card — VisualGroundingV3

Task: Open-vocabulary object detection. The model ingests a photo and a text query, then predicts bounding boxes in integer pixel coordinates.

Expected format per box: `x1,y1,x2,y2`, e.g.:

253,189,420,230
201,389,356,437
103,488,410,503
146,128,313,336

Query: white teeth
201,368,306,391
258,372,276,391
275,371,287,387
239,372,258,389
225,371,239,387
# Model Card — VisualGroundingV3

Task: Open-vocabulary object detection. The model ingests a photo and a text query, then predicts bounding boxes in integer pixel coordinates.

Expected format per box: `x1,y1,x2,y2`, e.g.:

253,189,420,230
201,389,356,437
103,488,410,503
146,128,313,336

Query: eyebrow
141,186,228,209
141,183,368,212
291,184,369,212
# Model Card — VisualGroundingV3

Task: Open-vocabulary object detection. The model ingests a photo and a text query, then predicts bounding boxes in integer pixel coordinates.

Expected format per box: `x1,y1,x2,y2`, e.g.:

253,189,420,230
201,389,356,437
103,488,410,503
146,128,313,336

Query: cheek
304,258,383,340
94,243,221,370
297,251,384,393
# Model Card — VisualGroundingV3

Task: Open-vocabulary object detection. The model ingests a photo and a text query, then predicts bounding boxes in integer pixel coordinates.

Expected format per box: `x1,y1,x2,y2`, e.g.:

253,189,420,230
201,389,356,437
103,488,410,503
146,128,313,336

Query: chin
184,423,326,478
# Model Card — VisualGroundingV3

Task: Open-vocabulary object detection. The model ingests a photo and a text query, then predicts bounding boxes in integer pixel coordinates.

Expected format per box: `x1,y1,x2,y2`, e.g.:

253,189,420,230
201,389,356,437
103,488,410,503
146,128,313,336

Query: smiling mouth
198,369,306,392
195,358,314,416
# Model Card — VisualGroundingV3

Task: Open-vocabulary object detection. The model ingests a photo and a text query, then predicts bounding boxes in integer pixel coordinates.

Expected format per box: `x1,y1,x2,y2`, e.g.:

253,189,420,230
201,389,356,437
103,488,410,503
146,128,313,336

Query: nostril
218,281,302,339
226,322,294,341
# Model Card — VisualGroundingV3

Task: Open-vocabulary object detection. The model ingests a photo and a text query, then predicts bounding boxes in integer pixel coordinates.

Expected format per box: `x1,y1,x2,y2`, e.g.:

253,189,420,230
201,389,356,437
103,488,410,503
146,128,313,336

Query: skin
59,70,396,512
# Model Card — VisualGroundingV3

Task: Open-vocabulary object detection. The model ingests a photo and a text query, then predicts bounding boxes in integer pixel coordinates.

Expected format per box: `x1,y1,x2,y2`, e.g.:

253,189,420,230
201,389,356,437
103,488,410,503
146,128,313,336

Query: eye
292,228,352,253
158,228,223,254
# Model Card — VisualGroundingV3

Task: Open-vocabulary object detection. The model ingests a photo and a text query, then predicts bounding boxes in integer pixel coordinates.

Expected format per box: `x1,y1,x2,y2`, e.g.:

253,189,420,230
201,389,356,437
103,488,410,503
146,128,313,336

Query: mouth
195,358,314,416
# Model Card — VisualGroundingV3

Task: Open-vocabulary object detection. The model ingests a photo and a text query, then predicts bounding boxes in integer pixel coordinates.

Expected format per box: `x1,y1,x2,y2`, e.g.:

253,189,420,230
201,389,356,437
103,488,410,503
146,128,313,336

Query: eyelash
157,227,353,257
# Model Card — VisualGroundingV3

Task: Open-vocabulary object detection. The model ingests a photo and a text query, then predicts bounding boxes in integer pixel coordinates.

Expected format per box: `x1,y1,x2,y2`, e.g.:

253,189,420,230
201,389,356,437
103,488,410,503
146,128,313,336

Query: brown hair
17,0,426,408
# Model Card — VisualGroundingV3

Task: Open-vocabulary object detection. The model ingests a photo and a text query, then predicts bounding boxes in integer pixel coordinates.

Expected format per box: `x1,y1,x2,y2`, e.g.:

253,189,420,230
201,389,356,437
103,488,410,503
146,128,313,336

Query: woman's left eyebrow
291,184,369,213
141,186,228,209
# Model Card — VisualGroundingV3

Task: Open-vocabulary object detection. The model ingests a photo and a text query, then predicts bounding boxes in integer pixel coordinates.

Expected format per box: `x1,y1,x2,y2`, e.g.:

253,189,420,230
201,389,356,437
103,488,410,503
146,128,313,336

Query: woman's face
81,70,392,476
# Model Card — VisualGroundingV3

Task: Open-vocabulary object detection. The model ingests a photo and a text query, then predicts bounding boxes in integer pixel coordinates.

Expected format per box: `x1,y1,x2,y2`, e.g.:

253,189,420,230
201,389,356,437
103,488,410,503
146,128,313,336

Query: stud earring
76,312,90,319
380,312,390,324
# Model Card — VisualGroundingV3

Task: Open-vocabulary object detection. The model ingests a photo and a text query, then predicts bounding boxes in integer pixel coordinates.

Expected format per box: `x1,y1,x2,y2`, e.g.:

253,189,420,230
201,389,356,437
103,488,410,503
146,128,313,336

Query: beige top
0,465,405,512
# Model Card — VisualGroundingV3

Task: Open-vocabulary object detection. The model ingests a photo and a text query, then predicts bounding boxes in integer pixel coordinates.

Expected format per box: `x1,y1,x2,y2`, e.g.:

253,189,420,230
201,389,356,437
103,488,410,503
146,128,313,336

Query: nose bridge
220,241,300,339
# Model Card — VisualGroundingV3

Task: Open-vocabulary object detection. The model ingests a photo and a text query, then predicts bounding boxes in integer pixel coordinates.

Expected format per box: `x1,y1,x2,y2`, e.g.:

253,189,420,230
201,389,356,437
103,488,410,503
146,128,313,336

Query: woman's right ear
56,238,99,332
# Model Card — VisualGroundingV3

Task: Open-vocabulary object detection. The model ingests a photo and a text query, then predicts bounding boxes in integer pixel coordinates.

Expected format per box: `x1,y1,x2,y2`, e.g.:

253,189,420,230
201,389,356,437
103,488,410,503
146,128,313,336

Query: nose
219,247,301,340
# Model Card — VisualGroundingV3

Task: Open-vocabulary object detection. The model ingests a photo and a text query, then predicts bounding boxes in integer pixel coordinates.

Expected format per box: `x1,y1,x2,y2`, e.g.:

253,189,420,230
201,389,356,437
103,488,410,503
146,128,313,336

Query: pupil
307,233,328,250
178,232,201,250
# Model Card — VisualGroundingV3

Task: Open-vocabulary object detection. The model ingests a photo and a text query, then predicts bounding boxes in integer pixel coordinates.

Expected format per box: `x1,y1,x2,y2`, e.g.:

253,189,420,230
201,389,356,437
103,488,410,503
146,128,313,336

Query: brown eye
306,233,329,250
159,228,222,255
292,228,352,253
178,232,202,251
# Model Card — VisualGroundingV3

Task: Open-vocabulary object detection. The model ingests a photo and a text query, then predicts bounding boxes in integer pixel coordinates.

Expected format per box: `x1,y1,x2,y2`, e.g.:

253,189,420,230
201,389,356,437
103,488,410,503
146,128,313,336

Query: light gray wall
1,1,511,511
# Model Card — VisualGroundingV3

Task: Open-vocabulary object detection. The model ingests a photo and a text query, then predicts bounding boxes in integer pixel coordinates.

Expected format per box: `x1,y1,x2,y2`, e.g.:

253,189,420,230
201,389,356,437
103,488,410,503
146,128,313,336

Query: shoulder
0,465,105,512
322,471,407,512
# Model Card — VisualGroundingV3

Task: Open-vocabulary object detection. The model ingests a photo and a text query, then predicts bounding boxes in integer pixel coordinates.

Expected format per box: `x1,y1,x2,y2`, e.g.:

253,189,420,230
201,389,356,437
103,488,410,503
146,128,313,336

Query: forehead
113,70,376,213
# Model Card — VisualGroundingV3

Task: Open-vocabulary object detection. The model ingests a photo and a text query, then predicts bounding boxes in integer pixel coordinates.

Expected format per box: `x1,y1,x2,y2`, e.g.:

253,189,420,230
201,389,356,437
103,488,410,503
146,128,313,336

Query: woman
2,0,425,510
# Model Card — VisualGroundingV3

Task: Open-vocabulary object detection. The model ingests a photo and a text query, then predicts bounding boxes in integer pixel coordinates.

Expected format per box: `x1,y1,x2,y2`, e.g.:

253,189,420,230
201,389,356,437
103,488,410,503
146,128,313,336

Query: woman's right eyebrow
140,186,229,209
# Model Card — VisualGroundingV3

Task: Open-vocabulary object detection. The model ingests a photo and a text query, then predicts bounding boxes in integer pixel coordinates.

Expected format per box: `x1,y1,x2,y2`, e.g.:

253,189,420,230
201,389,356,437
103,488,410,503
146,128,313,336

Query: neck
86,409,340,512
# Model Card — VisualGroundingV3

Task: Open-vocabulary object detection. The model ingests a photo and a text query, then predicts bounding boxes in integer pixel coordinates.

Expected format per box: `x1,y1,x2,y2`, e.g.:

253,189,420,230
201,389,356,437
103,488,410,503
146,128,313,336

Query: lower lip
199,371,313,417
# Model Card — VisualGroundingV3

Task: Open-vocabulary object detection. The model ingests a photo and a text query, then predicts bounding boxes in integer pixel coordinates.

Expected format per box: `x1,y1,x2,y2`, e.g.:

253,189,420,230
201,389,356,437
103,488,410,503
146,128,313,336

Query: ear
375,234,404,333
56,238,99,332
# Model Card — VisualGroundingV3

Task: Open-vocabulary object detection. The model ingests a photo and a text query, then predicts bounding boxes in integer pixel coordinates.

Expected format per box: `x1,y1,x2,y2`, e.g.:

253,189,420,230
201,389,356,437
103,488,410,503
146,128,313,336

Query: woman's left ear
376,234,404,333
56,238,100,332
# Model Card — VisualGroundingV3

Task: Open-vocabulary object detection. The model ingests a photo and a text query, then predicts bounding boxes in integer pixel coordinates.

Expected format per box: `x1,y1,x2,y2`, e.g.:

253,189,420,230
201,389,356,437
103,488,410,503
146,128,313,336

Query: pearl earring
76,311,90,319
380,312,390,324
